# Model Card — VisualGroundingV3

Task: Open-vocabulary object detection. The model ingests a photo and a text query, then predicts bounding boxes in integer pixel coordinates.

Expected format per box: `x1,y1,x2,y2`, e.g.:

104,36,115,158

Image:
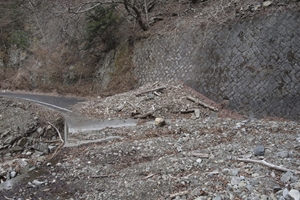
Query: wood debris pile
74,81,221,120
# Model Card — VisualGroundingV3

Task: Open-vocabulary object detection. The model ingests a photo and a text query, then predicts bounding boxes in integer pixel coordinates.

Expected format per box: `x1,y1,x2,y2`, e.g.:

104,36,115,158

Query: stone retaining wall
133,10,300,120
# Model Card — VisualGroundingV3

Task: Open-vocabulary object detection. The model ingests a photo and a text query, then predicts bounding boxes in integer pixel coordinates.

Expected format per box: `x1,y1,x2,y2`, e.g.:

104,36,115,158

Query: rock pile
0,97,64,184
73,81,239,121
1,82,300,199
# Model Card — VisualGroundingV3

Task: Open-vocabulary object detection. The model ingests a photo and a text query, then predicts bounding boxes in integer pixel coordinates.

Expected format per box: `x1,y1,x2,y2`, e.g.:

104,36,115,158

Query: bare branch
237,158,300,174
68,1,123,14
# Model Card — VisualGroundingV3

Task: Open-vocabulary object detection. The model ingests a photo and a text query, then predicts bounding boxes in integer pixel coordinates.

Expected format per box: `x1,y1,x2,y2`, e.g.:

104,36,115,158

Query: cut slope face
133,10,300,120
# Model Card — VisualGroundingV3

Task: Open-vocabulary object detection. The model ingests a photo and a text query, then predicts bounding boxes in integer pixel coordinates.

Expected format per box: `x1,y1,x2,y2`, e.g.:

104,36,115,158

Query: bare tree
65,0,157,31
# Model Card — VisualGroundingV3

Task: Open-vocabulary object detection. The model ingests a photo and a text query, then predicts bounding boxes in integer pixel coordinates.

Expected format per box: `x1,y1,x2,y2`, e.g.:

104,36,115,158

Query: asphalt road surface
0,92,83,112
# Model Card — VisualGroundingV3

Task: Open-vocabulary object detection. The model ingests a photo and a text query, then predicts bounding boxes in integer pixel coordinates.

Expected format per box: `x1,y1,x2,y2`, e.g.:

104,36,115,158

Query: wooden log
186,96,218,112
136,86,166,96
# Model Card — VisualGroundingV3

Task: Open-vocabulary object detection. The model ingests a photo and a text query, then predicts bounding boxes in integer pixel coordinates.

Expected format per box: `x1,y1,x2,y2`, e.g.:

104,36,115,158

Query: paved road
0,92,83,112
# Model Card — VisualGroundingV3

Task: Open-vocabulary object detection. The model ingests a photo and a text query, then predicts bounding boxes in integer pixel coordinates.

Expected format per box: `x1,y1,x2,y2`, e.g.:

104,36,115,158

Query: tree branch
236,158,300,174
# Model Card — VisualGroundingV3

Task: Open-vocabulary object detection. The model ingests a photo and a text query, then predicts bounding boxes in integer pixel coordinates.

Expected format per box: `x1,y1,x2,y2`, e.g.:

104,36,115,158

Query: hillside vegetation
0,0,298,96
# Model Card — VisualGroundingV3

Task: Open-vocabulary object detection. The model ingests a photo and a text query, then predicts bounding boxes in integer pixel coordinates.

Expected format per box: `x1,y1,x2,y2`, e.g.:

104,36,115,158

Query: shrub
83,4,122,52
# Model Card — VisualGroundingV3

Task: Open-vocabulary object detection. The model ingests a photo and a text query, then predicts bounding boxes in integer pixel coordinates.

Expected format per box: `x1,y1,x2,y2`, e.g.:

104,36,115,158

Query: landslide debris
73,81,241,121
1,82,300,200
0,97,64,185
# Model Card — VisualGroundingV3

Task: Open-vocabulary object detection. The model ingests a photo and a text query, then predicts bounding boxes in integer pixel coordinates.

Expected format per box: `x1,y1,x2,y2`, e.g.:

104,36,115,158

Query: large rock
254,145,265,156
4,136,15,145
32,143,49,154
10,146,23,152
155,118,166,127
17,137,28,147
288,189,300,200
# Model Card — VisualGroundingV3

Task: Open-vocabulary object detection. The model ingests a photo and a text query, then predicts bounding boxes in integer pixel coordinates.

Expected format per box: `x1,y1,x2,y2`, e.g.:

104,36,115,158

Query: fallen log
186,96,218,112
133,112,153,119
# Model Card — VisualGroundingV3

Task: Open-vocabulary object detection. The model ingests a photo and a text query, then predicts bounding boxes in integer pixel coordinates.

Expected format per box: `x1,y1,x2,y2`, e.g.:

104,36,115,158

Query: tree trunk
123,0,148,31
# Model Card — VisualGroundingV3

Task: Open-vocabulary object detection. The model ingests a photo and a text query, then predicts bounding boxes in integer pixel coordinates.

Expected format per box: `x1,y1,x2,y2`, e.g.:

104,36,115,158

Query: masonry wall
133,10,300,120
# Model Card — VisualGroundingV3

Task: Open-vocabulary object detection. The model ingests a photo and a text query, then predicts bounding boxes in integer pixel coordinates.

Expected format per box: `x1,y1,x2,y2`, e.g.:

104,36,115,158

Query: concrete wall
133,10,300,120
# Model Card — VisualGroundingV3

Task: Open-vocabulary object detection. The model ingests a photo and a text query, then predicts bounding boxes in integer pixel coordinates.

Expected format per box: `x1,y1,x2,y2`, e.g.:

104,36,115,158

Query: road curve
0,92,83,112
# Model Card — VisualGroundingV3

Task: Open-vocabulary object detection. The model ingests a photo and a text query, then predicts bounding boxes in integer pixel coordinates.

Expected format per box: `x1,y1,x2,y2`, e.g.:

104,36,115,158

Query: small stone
273,185,282,193
155,118,165,127
228,168,240,176
194,109,200,118
271,171,276,178
212,196,222,200
28,182,37,188
194,197,207,200
281,171,293,183
263,1,272,7
32,179,44,186
48,145,57,153
291,175,298,183
231,177,241,185
10,171,17,178
289,150,294,158
246,185,253,191
283,188,290,198
277,151,289,158
254,145,265,156
222,168,230,174
36,156,46,162
33,143,49,154
37,127,44,134
10,146,23,152
269,193,277,200
238,181,247,189
25,151,32,156
261,195,269,200
253,4,261,11
1,131,10,138
46,163,52,167
4,136,14,145
288,189,300,200
196,158,202,163
17,137,27,147
191,114,196,120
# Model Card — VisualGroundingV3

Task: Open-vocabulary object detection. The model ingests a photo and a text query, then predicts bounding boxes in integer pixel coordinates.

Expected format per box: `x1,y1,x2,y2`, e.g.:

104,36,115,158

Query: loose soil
0,81,300,200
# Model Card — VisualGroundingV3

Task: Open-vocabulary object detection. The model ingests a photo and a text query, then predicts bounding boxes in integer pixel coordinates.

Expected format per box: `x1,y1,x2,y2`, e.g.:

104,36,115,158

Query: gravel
0,81,300,199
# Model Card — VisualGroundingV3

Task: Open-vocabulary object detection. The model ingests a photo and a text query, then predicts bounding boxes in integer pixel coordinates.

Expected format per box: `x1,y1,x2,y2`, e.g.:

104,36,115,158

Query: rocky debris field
0,97,64,187
1,82,300,200
72,81,240,120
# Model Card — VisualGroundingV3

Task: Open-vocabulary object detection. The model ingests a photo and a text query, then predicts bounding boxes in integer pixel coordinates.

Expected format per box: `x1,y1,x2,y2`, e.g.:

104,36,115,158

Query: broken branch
136,86,166,96
49,142,64,159
236,158,300,174
126,101,139,110
169,190,189,198
190,152,210,158
91,174,117,178
143,173,155,179
133,112,153,119
187,96,218,112
48,122,65,160
48,122,64,143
